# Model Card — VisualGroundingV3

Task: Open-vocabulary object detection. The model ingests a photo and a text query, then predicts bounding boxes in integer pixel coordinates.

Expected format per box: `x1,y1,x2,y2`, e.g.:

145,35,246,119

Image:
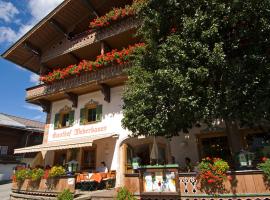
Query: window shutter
80,108,86,125
69,110,75,126
54,113,60,129
96,105,103,122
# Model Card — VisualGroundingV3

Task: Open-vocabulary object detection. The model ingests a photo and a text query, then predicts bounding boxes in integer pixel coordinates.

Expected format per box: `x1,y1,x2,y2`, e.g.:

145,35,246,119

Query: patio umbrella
150,137,159,164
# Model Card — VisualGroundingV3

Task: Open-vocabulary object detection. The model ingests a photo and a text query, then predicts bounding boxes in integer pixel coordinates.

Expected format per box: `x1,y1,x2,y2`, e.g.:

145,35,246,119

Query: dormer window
54,106,75,129
80,101,102,125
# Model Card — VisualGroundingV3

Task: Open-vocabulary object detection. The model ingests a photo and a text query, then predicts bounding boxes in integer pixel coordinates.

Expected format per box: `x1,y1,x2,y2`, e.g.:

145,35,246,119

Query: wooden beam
81,0,99,17
38,100,51,113
23,42,41,56
49,19,70,39
66,92,78,108
69,52,80,63
100,83,111,103
40,63,50,75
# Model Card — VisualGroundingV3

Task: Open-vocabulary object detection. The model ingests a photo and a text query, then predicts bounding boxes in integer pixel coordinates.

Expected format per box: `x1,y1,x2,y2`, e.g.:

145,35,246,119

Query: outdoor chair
102,170,116,189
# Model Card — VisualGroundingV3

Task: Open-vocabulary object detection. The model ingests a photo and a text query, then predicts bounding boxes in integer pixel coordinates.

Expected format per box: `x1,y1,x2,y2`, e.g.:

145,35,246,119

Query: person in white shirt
96,161,108,173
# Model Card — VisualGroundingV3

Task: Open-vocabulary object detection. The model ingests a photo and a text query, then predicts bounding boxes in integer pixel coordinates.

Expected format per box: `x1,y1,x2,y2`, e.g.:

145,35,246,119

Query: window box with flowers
89,0,146,30
197,157,229,194
40,43,145,84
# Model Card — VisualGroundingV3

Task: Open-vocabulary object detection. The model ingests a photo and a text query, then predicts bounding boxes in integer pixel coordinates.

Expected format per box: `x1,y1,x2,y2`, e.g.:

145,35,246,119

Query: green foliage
15,169,31,182
31,168,44,181
122,0,270,138
116,187,137,200
258,158,270,180
49,166,66,177
57,189,73,200
198,157,229,194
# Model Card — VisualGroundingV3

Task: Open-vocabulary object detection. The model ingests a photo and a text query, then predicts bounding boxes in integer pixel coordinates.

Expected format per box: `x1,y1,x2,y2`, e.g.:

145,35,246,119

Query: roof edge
1,0,72,59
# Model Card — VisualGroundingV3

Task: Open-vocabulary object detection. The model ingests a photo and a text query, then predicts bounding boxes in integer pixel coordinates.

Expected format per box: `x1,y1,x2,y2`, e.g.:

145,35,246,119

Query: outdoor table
75,172,108,191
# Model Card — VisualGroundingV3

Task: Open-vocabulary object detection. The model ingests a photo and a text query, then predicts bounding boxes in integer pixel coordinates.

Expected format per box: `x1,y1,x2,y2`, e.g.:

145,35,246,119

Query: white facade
44,85,211,186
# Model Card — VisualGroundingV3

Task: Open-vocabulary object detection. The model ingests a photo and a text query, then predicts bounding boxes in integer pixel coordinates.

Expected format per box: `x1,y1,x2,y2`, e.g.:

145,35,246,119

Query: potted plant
14,169,32,188
257,157,270,186
46,166,66,190
197,157,229,194
29,168,44,189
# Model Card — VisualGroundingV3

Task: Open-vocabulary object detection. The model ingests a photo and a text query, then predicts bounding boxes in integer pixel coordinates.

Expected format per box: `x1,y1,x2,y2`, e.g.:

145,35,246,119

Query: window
54,106,75,129
80,103,102,125
87,108,96,122
0,146,8,155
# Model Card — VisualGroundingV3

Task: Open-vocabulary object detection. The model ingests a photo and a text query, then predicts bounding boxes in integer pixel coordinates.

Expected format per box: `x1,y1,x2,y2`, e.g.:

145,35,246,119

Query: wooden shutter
69,110,75,126
80,108,86,125
54,113,60,129
96,105,103,122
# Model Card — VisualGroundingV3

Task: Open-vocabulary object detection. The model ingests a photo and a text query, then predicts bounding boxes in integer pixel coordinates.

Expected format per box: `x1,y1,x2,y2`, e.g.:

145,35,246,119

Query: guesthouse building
2,0,270,199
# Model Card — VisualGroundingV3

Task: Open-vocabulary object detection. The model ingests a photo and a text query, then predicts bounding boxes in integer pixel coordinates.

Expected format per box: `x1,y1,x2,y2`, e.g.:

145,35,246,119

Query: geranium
258,157,270,181
197,157,229,194
89,0,147,30
40,43,145,84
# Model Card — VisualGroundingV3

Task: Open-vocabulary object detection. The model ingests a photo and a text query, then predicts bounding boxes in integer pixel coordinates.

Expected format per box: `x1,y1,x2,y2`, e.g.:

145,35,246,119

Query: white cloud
33,114,45,122
1,0,64,43
30,73,40,85
28,0,63,23
0,26,17,43
0,1,19,22
23,104,43,112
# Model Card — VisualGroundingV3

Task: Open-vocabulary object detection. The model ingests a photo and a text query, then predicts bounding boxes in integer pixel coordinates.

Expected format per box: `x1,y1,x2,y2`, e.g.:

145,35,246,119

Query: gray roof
0,113,44,132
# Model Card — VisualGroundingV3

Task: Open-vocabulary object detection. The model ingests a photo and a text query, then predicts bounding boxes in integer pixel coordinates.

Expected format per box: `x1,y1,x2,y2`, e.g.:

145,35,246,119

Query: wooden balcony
41,17,139,64
26,64,128,102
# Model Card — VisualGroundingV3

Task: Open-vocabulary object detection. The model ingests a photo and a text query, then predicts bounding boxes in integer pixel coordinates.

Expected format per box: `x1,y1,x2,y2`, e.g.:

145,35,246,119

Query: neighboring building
2,0,270,198
0,113,44,181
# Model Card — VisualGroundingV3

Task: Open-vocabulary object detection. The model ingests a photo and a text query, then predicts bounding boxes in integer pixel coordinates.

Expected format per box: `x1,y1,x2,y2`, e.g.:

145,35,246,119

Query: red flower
262,157,268,162
207,179,215,183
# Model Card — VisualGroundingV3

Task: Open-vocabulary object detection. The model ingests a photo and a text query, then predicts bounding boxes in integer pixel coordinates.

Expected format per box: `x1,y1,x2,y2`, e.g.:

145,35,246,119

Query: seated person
96,161,108,173
184,157,193,172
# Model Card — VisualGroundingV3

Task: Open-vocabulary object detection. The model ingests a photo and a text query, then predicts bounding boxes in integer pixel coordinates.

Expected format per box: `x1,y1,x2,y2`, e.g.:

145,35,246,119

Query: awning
14,133,117,154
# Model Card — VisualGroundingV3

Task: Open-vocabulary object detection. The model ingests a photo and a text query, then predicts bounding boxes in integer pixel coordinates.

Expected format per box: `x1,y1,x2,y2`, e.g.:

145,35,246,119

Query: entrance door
81,147,96,171
199,135,232,162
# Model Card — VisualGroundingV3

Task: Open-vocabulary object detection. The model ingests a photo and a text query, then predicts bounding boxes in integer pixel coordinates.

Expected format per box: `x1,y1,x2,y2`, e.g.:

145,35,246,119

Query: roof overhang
1,0,133,74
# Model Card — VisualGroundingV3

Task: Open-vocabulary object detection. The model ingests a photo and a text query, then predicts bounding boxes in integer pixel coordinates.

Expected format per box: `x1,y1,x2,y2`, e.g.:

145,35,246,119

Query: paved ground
0,183,12,200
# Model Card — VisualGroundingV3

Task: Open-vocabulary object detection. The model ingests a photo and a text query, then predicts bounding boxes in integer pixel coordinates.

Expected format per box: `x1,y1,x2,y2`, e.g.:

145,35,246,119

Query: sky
0,0,63,122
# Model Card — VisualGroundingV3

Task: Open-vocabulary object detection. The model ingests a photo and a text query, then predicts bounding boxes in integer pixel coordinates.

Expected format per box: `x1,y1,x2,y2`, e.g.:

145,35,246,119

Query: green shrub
49,166,65,177
116,187,136,200
15,169,31,182
57,189,73,200
258,157,270,180
31,168,44,181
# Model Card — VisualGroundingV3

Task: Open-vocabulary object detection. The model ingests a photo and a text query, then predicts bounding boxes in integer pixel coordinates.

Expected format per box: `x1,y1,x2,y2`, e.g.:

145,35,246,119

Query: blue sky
0,0,63,122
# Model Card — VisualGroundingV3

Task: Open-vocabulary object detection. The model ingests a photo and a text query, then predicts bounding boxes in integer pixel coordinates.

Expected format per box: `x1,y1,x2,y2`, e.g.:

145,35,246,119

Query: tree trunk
224,119,243,158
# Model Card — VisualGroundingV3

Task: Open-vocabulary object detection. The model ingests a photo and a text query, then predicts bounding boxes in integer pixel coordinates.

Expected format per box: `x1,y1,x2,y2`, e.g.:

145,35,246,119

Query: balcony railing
41,17,139,63
26,64,128,100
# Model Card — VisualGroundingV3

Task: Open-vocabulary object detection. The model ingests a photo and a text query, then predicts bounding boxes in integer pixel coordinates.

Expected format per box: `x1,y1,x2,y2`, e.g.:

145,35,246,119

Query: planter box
12,176,75,195
124,170,270,199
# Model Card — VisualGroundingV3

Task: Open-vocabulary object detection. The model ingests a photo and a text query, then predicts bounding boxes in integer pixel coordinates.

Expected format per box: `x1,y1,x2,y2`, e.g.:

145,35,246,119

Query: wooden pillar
119,143,128,187
77,148,83,171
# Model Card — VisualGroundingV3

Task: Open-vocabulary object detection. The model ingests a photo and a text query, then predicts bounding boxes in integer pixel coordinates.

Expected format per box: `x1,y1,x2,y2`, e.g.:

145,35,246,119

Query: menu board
143,171,176,192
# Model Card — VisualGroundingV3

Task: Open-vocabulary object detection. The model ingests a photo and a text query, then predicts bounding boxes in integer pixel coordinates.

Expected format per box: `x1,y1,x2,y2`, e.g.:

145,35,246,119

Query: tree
122,0,270,155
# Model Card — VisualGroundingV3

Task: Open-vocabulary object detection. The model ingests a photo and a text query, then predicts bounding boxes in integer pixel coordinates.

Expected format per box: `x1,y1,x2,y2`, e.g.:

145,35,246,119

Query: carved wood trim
38,100,51,113
100,83,110,103
26,63,129,100
65,92,78,108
